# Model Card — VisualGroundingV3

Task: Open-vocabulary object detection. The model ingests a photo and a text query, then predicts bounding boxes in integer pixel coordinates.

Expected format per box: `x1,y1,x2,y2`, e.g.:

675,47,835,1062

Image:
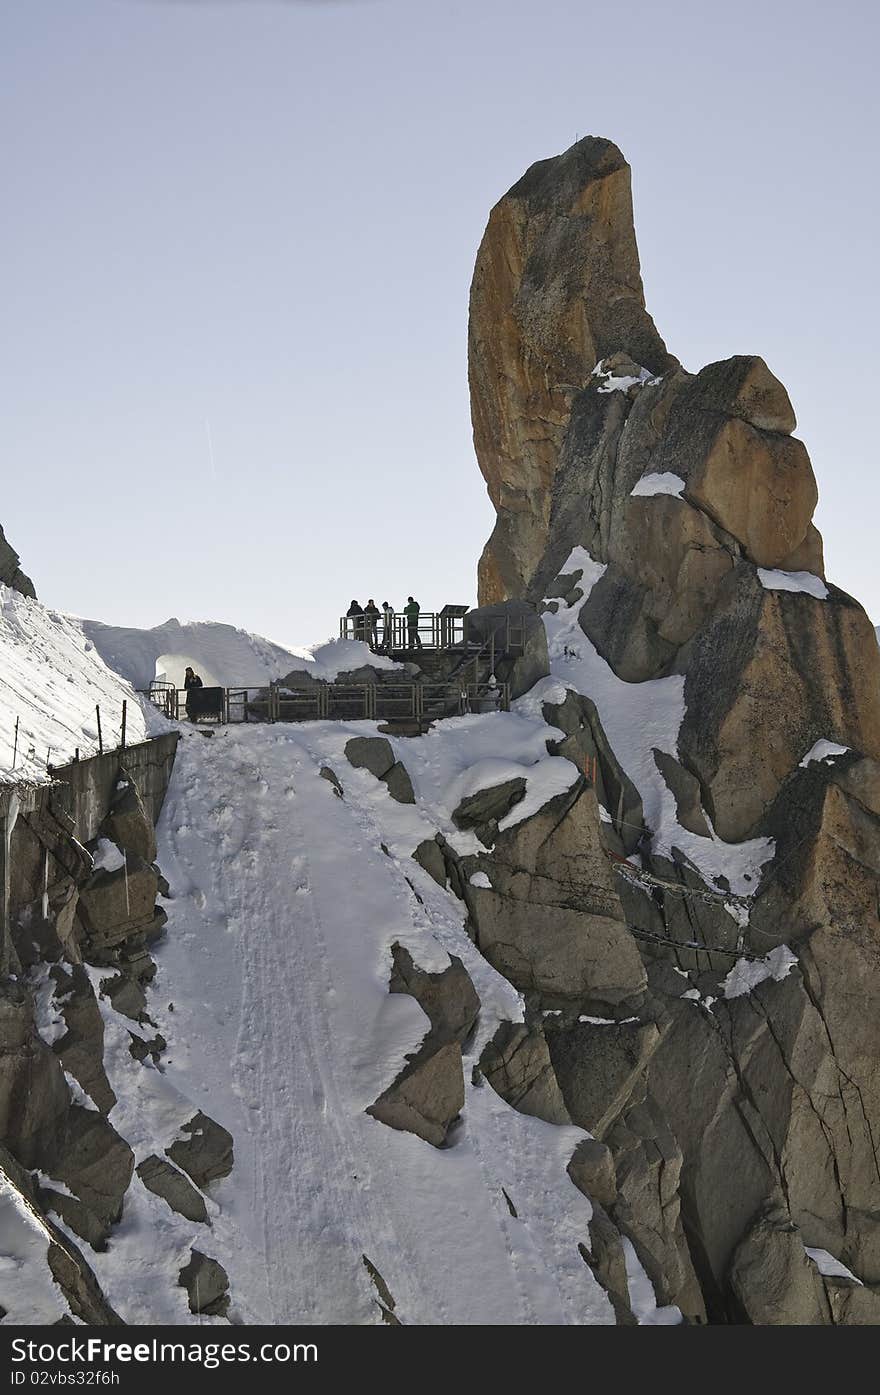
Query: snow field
138,721,628,1325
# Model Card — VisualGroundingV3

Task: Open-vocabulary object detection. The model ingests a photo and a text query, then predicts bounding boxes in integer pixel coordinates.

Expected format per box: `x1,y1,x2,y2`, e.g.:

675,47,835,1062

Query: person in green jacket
404,596,422,649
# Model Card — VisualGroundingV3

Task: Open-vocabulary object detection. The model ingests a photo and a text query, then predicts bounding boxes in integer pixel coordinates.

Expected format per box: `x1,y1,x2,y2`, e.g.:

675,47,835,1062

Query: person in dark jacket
184,666,203,723
404,596,422,649
346,600,365,642
363,599,381,650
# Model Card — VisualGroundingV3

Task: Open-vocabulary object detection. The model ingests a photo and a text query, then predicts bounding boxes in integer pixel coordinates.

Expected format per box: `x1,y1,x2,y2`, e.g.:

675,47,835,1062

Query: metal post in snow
0,803,9,978
120,701,127,751
12,718,19,770
96,706,103,755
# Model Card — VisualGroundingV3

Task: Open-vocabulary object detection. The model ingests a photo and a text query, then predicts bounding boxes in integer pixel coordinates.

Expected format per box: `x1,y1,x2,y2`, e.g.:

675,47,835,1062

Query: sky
2,0,878,651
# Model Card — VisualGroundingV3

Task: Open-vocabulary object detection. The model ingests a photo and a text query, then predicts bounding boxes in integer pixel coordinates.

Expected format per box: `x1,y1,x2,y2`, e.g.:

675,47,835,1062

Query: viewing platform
338,605,526,669
339,605,470,653
147,679,510,728
145,603,529,731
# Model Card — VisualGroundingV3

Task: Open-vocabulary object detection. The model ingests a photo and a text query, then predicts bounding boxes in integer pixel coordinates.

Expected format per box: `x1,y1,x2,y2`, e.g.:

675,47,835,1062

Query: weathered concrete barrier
48,733,179,842
1,732,179,973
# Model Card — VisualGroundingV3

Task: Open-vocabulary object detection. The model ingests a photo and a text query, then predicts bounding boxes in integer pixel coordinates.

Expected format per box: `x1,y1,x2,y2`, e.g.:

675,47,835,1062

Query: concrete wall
49,734,179,843
0,733,179,973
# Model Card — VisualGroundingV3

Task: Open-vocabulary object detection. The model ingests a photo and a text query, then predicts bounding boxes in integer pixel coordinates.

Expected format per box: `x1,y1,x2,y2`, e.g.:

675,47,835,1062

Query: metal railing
339,608,469,651
146,680,511,725
338,610,527,664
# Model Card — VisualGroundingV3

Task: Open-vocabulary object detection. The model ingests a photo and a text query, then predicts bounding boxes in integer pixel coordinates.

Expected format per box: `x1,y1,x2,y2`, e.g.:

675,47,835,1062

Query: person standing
482,673,502,713
364,599,381,650
183,666,203,723
404,595,422,649
346,599,365,643
380,601,395,653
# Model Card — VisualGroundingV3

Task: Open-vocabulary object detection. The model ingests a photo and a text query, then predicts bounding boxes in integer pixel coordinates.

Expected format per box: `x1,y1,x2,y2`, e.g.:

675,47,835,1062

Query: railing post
0,799,9,979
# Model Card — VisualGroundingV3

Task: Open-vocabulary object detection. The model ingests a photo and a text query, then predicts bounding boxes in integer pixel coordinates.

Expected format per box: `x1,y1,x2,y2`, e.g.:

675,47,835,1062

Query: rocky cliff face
464,137,880,1323
469,138,674,604
0,740,235,1322
0,524,35,599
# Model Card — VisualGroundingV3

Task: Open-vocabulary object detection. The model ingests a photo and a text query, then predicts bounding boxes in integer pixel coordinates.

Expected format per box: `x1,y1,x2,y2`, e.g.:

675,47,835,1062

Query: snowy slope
0,1174,73,1324
0,584,149,780
1,578,682,1323
0,588,396,783
94,718,674,1326
79,617,399,691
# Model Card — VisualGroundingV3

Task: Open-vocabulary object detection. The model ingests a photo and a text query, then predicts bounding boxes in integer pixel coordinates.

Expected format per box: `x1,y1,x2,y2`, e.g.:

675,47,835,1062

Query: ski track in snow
148,722,617,1326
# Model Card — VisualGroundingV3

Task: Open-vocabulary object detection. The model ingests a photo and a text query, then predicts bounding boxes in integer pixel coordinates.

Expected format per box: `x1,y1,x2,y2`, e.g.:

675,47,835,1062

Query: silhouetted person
364,599,380,650
184,666,203,723
381,601,395,653
404,596,422,649
346,599,365,643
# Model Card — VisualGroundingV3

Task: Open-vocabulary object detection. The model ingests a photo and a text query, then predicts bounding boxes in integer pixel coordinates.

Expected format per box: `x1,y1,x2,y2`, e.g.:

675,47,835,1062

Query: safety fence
339,606,469,650
338,608,527,662
146,680,511,725
5,700,136,778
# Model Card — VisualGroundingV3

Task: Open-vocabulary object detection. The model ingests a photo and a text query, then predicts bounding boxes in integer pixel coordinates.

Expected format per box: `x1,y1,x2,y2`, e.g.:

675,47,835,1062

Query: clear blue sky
2,0,878,649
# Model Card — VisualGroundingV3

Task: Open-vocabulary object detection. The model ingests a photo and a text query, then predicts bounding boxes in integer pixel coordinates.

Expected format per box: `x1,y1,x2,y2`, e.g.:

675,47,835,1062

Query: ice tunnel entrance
154,654,222,689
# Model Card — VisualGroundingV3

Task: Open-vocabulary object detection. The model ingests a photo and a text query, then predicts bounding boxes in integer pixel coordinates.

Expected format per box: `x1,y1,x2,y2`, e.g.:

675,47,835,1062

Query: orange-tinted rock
679,567,880,840
469,137,672,601
684,417,818,568
684,355,797,434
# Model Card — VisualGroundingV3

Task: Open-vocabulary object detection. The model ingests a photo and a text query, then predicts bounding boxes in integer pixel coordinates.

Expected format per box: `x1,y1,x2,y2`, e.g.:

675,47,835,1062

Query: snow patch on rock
630,472,686,499
0,1173,70,1324
799,739,850,768
622,1237,682,1324
722,946,798,1000
91,838,127,874
525,548,774,896
804,1247,862,1285
757,569,829,600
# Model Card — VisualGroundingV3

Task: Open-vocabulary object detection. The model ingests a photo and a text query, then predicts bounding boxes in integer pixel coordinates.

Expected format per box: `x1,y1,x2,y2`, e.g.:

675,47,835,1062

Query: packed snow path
150,722,621,1326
